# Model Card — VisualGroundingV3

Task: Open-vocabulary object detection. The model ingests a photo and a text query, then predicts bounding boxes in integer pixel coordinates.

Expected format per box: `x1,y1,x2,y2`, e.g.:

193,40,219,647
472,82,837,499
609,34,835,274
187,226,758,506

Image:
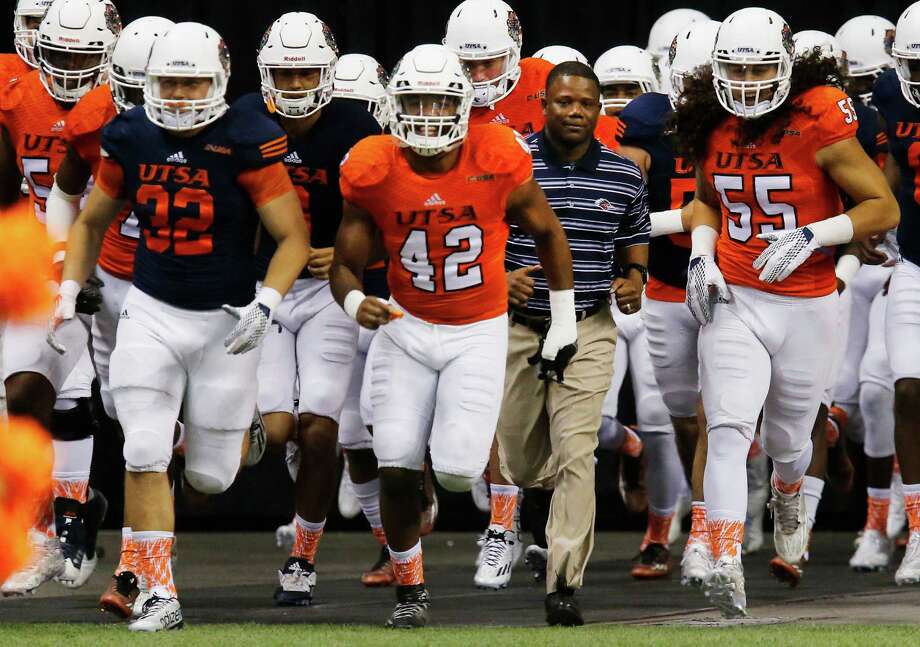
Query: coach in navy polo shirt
494,61,649,626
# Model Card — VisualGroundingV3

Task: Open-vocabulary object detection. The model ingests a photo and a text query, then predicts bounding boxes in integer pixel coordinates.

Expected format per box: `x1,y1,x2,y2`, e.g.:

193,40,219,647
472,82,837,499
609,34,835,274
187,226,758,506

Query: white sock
802,475,825,530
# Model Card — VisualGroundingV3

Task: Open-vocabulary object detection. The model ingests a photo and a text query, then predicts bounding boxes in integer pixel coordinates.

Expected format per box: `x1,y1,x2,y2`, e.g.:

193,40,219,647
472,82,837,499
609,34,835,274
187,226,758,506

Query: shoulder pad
469,124,532,174
0,76,26,112
226,100,288,167
872,68,900,110
339,135,395,190
63,86,115,142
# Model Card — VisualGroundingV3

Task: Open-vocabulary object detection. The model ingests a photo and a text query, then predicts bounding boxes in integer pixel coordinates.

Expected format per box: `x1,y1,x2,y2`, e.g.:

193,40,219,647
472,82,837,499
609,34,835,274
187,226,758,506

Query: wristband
835,254,861,287
649,209,684,237
344,289,366,320
256,286,283,313
808,214,854,247
690,225,719,257
548,288,576,325
59,279,81,301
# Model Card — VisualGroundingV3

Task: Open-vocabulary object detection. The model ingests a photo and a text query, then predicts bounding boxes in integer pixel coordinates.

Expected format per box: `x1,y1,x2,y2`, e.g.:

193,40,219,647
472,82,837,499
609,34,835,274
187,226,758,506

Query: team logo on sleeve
506,10,522,47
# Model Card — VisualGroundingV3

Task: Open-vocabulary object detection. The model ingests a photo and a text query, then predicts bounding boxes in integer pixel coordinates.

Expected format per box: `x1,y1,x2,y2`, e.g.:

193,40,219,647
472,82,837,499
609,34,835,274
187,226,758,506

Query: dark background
4,0,900,533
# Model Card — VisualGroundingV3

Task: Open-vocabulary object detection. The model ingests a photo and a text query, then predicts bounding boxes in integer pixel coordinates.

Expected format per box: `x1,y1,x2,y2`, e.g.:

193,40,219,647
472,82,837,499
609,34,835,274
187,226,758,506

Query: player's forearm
61,219,105,286
844,193,900,240
533,225,574,291
330,259,365,307
262,236,310,298
689,197,722,233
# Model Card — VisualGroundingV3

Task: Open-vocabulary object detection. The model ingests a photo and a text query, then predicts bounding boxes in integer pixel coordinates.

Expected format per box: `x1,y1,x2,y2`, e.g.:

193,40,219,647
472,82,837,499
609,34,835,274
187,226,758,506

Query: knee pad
123,428,172,473
860,382,896,458
635,394,672,433
50,398,96,441
434,470,477,493
183,426,245,495
117,387,179,473
707,425,752,462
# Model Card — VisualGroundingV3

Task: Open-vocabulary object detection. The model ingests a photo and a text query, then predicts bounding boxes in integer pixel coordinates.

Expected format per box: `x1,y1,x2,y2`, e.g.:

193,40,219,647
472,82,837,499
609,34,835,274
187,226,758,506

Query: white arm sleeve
46,180,82,262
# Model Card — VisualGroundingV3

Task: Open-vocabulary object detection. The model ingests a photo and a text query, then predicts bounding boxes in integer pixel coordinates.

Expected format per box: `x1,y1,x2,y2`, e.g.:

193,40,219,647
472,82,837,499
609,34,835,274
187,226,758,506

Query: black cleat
545,582,583,626
385,584,430,629
273,557,316,606
54,497,86,581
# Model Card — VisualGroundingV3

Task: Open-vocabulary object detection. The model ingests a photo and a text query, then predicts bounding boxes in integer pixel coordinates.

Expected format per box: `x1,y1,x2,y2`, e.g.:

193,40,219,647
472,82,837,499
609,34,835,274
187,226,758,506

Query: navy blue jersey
235,94,381,280
874,69,920,266
618,92,694,296
854,101,886,160
101,103,289,309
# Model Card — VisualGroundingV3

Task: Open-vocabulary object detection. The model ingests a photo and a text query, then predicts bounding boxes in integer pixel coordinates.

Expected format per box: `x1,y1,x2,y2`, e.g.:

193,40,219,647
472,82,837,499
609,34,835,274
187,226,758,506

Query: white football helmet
109,16,174,113
36,0,121,103
532,45,587,65
835,15,895,84
388,44,473,157
648,8,710,63
13,0,52,68
593,45,659,112
332,53,389,128
712,8,794,119
668,19,721,109
892,2,920,108
443,0,522,107
793,30,848,72
257,12,338,119
144,22,230,132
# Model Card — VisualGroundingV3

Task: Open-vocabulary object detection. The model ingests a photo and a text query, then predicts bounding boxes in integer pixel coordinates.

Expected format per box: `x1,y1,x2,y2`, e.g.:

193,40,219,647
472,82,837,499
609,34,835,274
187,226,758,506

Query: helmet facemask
460,50,521,107
37,41,108,102
895,55,920,108
259,64,334,119
600,79,654,114
144,75,226,131
713,57,791,119
390,90,469,157
13,11,43,68
109,62,145,112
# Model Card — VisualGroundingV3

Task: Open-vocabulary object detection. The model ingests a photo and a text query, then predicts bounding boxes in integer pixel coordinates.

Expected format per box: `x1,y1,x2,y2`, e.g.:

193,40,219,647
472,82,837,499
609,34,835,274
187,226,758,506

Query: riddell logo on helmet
56,36,81,43
283,56,307,61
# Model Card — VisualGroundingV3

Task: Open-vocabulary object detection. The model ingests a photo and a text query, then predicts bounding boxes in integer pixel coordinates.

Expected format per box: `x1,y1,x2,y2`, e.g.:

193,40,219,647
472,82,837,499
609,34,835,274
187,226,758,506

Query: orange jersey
340,124,532,324
701,86,858,298
0,71,70,224
0,54,31,85
594,114,621,151
63,84,136,280
468,57,552,136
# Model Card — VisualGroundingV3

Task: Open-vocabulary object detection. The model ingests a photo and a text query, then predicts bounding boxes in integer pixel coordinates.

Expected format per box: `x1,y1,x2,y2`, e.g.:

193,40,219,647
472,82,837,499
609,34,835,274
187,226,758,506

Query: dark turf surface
1,531,918,627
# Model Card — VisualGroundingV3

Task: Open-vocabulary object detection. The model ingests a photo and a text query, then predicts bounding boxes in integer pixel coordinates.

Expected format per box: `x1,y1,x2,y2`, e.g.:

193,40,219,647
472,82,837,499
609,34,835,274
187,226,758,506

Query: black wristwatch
623,263,648,285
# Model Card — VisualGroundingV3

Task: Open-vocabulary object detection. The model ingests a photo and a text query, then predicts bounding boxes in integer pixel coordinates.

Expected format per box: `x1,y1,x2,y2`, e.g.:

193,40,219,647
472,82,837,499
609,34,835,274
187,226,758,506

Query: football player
0,0,120,597
676,8,897,616
243,12,382,607
45,14,175,613
49,22,309,631
835,15,896,105
873,1,920,585
531,45,587,66
332,44,575,627
616,18,720,587
594,45,659,117
1,0,49,81
332,53,390,128
646,8,709,95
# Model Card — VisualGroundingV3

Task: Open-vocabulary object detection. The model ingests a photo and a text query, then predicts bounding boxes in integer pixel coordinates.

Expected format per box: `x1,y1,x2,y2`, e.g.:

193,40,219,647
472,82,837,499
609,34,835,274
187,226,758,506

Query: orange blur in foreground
0,204,53,321
0,417,53,583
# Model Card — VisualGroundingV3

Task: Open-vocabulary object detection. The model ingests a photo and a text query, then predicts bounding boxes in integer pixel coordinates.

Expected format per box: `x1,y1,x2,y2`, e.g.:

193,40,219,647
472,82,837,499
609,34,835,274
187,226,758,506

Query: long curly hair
673,51,843,163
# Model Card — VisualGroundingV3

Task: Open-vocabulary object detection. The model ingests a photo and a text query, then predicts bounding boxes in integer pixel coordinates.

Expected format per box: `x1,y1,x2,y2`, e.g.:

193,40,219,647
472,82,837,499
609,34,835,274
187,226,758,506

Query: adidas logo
284,151,302,164
491,112,510,125
51,119,65,132
119,308,129,320
424,192,445,207
166,151,188,164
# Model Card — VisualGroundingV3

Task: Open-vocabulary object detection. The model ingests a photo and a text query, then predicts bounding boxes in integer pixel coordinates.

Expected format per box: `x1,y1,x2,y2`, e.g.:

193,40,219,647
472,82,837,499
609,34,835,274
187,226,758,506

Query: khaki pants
496,307,616,592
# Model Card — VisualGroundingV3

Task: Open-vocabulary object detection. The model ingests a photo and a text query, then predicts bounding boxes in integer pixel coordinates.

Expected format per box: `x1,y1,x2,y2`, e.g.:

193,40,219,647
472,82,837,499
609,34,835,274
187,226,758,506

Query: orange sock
389,542,424,586
865,490,890,533
709,519,743,560
292,515,325,562
116,528,138,575
134,532,176,596
688,501,707,544
489,484,518,530
52,478,88,504
642,510,673,549
905,491,920,534
772,474,803,495
371,526,387,547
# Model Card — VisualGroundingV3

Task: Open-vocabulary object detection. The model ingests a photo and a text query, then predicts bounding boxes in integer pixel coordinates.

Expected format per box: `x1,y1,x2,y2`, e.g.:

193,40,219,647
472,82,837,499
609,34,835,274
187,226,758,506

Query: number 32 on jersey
399,225,484,292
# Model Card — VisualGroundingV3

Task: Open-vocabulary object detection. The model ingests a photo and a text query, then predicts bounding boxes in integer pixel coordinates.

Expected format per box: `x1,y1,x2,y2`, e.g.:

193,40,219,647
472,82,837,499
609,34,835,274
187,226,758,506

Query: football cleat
99,570,141,618
769,555,802,588
385,584,430,629
524,544,548,583
275,518,296,551
669,493,691,546
273,556,316,606
474,525,519,589
128,589,183,632
768,483,809,565
59,489,109,589
680,539,712,588
849,529,894,572
704,556,747,618
631,543,673,579
243,409,267,467
132,589,154,619
888,472,907,540
54,497,87,584
1,531,64,596
545,583,583,627
895,532,920,586
338,465,361,520
362,545,396,587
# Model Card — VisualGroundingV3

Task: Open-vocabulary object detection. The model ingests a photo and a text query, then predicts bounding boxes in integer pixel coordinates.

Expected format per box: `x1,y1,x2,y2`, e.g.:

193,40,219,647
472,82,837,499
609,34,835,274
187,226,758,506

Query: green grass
0,624,914,647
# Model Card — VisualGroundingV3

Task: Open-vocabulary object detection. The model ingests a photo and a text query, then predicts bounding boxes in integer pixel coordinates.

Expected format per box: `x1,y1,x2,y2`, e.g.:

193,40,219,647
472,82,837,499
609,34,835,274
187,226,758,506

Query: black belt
509,301,605,334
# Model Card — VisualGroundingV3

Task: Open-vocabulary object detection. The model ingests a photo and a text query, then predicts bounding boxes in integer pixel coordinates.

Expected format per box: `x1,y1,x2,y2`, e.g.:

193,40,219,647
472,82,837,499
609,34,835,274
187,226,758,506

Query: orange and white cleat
769,555,802,588
362,546,396,587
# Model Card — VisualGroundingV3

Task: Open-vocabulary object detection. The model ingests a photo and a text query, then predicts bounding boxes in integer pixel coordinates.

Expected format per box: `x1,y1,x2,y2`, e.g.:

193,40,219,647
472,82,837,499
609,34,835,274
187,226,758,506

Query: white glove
528,289,578,382
754,214,854,284
47,280,80,355
222,287,282,355
685,225,729,326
